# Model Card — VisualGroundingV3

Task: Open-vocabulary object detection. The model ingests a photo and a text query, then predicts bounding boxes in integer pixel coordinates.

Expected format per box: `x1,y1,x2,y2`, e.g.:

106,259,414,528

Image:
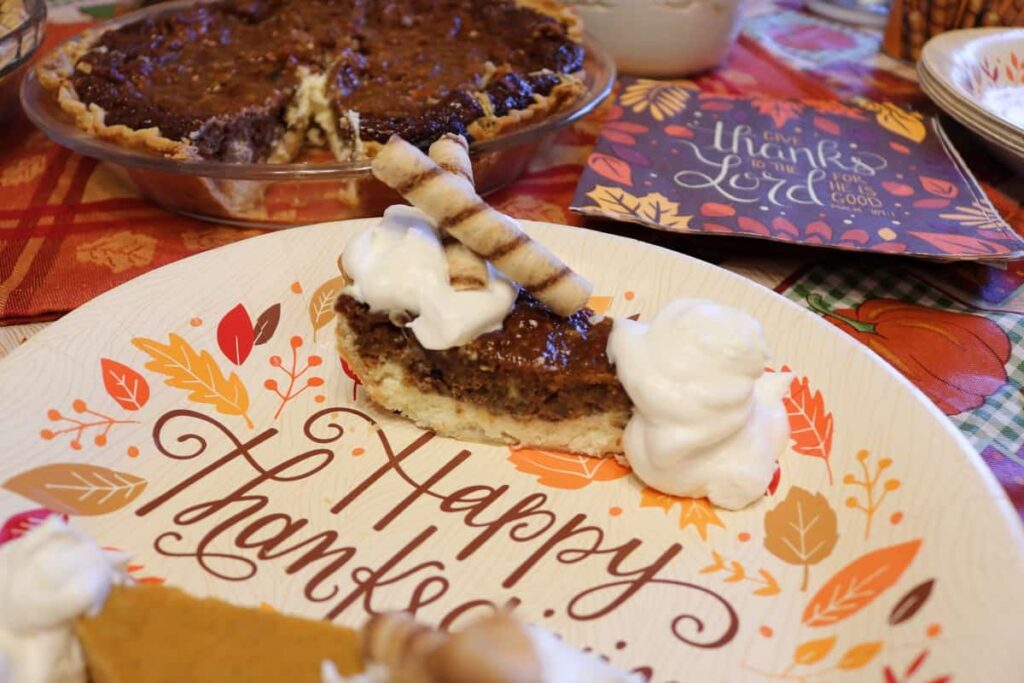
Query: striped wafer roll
428,134,490,291
372,136,593,316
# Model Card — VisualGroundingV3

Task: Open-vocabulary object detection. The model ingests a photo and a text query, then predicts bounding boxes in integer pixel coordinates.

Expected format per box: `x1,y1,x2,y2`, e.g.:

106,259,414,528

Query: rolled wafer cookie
427,134,490,291
372,135,593,316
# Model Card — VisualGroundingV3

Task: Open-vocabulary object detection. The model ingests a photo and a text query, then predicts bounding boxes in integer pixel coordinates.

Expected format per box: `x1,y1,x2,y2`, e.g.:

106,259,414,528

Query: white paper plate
0,220,1021,680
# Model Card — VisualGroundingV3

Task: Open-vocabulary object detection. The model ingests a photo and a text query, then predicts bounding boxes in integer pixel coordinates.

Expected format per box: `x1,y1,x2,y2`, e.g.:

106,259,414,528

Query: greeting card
571,79,1024,260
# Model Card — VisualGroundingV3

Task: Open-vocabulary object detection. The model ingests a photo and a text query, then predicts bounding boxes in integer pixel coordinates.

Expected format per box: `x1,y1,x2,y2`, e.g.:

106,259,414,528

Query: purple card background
571,79,1024,260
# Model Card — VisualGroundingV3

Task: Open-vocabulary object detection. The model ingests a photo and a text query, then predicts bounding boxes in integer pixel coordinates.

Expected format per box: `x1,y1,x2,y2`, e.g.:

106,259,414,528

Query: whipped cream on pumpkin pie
0,517,129,683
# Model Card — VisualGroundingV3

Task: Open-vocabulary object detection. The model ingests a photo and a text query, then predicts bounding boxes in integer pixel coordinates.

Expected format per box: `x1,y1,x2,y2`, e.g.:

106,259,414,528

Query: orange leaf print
507,448,630,490
100,358,150,411
640,487,724,541
793,636,835,665
919,176,958,199
309,276,346,341
803,540,922,627
132,334,252,428
587,152,633,187
783,372,834,484
837,641,883,669
4,464,147,516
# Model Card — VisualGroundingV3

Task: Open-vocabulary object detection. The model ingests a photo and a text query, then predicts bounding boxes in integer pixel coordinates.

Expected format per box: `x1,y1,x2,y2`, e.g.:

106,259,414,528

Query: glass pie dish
20,0,614,228
0,0,44,126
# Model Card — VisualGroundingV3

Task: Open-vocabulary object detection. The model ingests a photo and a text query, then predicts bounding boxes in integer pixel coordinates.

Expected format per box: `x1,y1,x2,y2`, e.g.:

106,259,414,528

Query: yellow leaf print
132,333,252,428
837,641,883,670
76,231,157,273
793,636,836,665
619,79,692,122
640,487,724,541
860,99,926,143
585,185,691,231
1,155,46,186
309,275,346,341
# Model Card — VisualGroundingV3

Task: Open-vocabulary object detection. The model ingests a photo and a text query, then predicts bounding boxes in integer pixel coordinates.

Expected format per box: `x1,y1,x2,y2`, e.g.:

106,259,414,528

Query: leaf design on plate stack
133,333,252,428
507,448,631,490
3,464,147,515
888,578,935,625
587,153,633,187
764,486,838,591
100,358,151,411
217,303,255,366
802,539,922,627
252,303,281,346
309,276,346,341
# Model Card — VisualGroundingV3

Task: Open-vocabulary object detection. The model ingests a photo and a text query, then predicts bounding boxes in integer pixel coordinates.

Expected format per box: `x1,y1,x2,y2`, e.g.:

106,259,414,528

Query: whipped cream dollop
321,625,639,683
0,517,129,683
608,299,791,510
342,206,518,350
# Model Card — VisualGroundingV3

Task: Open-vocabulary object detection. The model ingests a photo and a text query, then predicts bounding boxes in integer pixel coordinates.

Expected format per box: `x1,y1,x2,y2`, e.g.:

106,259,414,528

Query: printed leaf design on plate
909,231,1012,256
752,98,805,128
132,333,252,428
584,186,691,231
217,303,255,366
253,303,281,346
309,276,346,341
0,509,67,546
919,176,958,199
793,636,835,665
843,449,900,540
100,358,150,411
699,550,781,596
764,486,838,591
587,152,633,187
507,448,631,490
837,641,883,670
640,487,724,541
781,368,834,484
3,464,147,516
911,198,951,210
888,578,935,625
802,539,922,627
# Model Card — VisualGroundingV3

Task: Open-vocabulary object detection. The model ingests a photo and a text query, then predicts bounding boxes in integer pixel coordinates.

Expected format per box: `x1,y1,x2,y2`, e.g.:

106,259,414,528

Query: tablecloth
1,0,1023,518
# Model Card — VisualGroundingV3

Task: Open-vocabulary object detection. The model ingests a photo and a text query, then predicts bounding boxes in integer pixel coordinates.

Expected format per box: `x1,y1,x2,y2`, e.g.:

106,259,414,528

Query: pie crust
36,0,586,164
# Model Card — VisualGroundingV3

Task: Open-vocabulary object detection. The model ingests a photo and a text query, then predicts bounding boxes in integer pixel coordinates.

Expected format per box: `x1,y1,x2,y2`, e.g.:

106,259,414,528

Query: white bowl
921,28,1024,137
566,0,744,76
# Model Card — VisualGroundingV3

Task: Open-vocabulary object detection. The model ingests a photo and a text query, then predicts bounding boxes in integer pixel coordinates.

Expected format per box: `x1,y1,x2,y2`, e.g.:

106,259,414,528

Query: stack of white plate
919,28,1024,175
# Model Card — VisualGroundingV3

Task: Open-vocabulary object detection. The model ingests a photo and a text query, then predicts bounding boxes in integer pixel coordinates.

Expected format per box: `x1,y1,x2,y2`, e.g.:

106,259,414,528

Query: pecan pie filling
65,0,584,160
335,291,632,422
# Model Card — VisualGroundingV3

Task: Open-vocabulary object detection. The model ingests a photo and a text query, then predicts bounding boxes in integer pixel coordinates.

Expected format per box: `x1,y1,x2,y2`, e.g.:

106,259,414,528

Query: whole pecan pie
37,0,586,163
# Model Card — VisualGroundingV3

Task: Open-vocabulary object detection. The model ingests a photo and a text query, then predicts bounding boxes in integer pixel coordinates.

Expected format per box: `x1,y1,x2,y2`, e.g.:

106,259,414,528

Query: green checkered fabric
785,264,1024,467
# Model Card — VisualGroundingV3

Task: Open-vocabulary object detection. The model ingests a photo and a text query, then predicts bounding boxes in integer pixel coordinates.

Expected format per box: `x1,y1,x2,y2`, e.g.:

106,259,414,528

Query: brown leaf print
253,303,281,346
4,464,147,516
309,276,346,341
764,487,839,591
888,579,935,625
76,231,157,273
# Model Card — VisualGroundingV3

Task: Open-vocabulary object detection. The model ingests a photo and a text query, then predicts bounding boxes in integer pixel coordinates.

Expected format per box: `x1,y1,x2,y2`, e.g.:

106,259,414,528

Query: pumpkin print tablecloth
1,0,1023,522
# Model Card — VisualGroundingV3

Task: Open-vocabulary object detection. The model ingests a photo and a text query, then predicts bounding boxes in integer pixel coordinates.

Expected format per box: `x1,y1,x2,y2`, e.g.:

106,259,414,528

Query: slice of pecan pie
335,291,633,456
37,0,585,163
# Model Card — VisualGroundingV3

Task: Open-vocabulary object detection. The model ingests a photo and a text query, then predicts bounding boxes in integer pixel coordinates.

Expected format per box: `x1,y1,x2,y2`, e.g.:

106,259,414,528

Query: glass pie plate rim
19,0,615,181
